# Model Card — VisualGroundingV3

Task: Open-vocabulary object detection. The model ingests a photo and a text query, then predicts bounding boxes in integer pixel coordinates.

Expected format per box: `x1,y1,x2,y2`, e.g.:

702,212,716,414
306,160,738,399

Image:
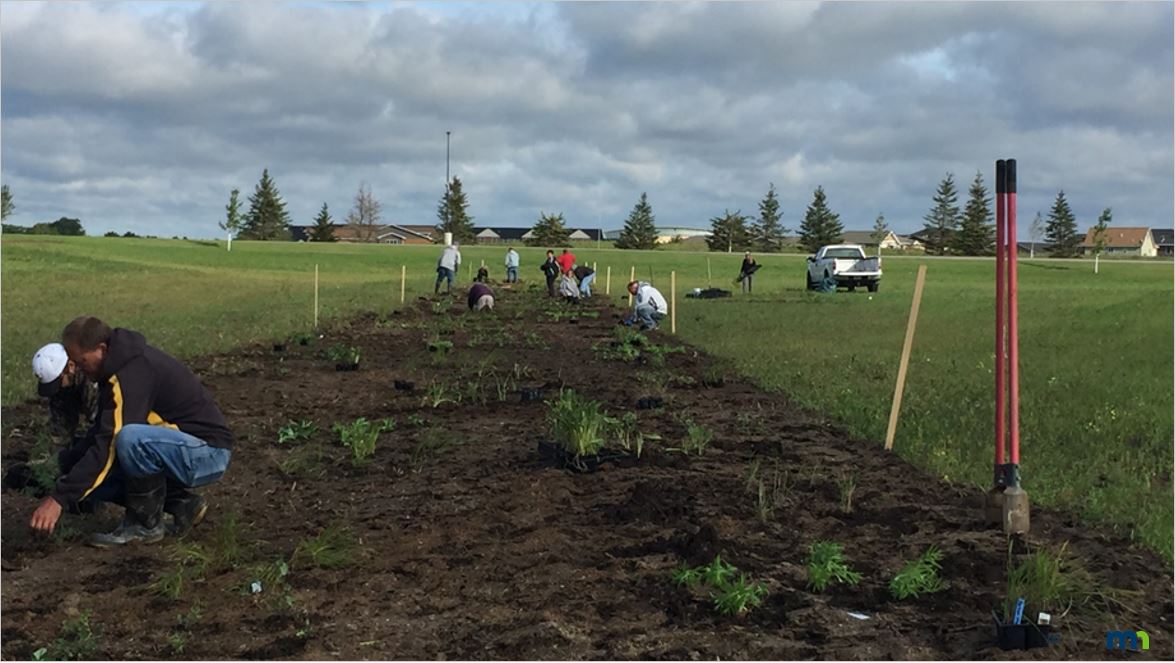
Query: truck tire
867,281,879,293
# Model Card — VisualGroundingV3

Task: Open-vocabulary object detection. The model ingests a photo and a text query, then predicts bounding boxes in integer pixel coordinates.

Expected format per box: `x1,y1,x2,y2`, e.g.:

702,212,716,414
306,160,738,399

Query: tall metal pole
445,130,451,242
446,131,451,185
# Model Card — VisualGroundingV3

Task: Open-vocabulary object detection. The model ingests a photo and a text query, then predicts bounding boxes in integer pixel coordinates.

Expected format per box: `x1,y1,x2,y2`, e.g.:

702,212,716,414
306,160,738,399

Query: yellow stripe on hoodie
81,375,123,499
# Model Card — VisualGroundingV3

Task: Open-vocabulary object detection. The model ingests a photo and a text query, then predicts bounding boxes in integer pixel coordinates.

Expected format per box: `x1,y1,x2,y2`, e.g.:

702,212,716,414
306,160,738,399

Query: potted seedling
995,543,1068,650
327,344,361,371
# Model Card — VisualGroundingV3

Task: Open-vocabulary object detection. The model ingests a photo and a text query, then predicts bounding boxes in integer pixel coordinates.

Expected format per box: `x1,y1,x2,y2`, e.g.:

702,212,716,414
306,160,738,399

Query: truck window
823,248,865,259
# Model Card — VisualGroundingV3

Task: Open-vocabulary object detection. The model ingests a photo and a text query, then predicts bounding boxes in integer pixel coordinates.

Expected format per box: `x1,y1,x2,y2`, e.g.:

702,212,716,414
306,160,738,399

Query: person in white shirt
435,243,462,294
504,247,520,283
626,281,668,330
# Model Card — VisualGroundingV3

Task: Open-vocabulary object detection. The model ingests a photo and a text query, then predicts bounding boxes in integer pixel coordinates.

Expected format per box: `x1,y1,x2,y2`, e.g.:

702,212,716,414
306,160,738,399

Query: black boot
89,473,166,547
164,480,208,536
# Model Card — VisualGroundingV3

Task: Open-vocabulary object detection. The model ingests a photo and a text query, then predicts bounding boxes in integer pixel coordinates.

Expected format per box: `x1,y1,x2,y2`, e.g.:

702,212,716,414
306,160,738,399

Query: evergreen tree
922,173,959,255
952,171,995,256
752,183,786,252
240,169,292,240
798,186,844,252
219,188,243,241
436,176,476,244
309,203,336,242
346,182,382,241
871,213,889,247
1,184,13,221
1091,207,1112,256
615,192,658,250
1045,190,1080,257
527,211,572,247
706,209,751,252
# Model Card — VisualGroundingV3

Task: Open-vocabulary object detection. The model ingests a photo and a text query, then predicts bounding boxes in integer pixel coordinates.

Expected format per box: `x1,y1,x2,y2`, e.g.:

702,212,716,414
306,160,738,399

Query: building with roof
840,230,902,250
288,223,436,244
1080,227,1157,257
1150,228,1173,257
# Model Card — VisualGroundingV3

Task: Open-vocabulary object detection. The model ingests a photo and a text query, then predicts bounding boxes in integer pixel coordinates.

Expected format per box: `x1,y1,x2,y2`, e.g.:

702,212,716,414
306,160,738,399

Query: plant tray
992,612,1053,650
536,441,636,473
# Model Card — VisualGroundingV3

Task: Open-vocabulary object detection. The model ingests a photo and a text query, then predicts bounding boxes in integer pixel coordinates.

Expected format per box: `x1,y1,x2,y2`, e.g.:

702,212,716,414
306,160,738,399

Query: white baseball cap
32,343,69,397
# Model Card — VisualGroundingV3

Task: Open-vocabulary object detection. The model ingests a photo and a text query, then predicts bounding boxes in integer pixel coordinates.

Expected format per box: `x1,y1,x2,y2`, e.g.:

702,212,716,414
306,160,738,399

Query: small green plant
511,363,533,382
420,383,459,408
1003,541,1101,620
277,420,317,445
493,374,517,402
22,428,59,497
744,458,762,493
331,417,393,465
34,611,99,661
643,343,686,367
426,338,454,354
291,331,316,346
327,344,361,365
410,428,454,471
278,445,326,478
166,632,187,655
292,522,356,570
608,411,658,458
463,380,487,406
701,365,726,387
681,419,712,456
176,603,204,629
713,573,769,616
405,414,427,428
636,371,671,397
807,541,862,592
837,470,857,514
547,389,610,458
889,545,947,600
672,555,768,617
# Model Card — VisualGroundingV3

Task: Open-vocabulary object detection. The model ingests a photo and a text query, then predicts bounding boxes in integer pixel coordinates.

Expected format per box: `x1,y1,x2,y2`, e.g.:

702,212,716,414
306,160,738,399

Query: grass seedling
744,459,762,493
806,541,862,592
33,611,99,661
493,374,517,402
420,383,459,408
1002,541,1110,620
547,389,610,458
405,413,427,428
681,419,713,456
278,445,326,478
608,411,659,459
672,555,768,617
167,632,187,655
714,573,769,616
426,338,454,354
292,522,356,570
889,545,947,600
277,419,317,445
331,417,394,466
409,428,454,472
837,469,858,514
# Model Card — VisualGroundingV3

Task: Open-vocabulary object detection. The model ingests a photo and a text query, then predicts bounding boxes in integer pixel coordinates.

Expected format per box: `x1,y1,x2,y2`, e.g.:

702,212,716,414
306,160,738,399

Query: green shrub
806,541,862,592
889,545,947,600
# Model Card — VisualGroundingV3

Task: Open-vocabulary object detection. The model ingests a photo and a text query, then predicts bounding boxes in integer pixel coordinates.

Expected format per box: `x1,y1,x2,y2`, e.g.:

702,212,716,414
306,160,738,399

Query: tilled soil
2,286,1171,660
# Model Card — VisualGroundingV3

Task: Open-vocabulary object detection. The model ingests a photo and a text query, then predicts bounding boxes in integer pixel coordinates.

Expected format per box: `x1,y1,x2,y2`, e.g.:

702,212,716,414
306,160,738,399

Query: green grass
2,235,1170,558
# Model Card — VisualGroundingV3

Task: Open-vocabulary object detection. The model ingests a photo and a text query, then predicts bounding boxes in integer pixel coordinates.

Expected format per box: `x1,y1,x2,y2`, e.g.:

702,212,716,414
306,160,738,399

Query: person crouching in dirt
8,343,101,502
736,251,760,294
625,281,668,330
573,264,596,298
559,269,581,303
28,316,234,547
435,242,462,295
468,282,495,311
540,250,560,297
475,265,490,283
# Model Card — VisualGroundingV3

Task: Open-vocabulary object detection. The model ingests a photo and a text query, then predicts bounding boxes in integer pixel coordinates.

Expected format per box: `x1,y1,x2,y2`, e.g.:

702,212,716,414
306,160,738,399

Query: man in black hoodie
29,316,235,547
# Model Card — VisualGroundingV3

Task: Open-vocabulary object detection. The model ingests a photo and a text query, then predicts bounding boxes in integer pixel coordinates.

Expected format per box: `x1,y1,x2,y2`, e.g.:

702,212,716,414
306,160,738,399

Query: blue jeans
82,424,230,507
635,304,665,329
435,266,455,292
579,273,595,296
506,266,518,282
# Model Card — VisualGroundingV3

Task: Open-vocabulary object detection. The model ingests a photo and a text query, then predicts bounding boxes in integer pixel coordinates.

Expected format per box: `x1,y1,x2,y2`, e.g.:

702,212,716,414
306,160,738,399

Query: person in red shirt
555,248,576,275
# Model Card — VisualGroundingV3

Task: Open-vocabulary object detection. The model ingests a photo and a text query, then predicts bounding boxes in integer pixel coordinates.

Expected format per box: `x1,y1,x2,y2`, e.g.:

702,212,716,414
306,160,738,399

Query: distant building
652,227,711,244
1080,227,1157,257
472,227,607,244
1150,229,1173,257
840,230,902,250
289,223,436,244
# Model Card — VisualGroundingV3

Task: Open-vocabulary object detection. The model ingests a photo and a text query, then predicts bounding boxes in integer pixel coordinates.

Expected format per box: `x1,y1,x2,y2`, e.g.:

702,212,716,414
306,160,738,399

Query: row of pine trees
219,168,1100,258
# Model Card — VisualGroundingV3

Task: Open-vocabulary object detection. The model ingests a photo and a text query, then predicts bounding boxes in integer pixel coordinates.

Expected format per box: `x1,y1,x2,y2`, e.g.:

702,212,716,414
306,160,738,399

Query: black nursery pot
273,343,286,353
520,388,544,402
335,362,360,372
636,396,664,410
394,379,415,391
299,337,311,346
995,624,1026,651
1024,623,1053,649
536,441,635,473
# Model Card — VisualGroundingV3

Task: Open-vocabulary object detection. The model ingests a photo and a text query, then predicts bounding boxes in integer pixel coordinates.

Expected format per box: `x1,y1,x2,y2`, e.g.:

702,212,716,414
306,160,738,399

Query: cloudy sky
1,1,1171,239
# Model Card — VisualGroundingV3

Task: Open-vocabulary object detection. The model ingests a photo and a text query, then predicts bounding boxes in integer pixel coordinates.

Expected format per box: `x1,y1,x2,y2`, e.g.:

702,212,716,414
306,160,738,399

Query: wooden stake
314,264,319,329
884,264,927,451
670,271,676,334
628,266,635,305
400,265,406,305
606,266,611,295
707,257,712,288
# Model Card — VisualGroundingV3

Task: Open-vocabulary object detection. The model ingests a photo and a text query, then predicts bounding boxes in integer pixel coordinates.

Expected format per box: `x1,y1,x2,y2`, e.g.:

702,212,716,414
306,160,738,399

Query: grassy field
2,235,1171,557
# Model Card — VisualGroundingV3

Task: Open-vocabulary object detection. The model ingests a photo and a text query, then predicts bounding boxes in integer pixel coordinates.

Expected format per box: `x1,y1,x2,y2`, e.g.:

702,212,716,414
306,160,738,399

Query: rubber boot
90,473,166,547
165,480,208,536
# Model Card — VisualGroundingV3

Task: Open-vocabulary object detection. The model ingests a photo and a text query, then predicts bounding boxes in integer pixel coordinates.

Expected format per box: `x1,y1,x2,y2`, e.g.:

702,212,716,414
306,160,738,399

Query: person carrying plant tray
467,282,495,311
28,316,234,547
736,251,760,294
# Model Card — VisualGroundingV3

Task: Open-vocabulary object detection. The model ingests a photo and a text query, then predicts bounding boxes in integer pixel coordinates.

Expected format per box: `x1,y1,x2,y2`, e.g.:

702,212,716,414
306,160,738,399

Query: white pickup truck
806,244,882,292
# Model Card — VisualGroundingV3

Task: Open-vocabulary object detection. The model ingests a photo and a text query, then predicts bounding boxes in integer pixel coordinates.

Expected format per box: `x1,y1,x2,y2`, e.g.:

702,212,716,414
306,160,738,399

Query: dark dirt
2,285,1171,660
